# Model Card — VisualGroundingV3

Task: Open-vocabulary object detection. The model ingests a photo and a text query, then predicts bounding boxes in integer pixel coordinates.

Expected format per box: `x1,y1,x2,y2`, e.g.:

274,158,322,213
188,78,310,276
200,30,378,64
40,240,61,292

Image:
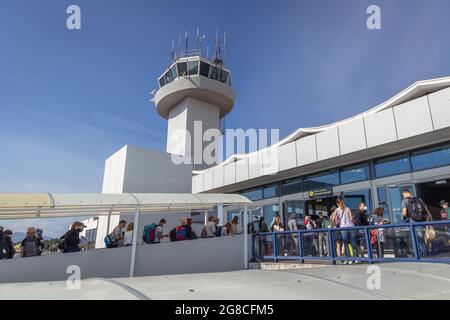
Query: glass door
387,185,414,224
284,201,304,228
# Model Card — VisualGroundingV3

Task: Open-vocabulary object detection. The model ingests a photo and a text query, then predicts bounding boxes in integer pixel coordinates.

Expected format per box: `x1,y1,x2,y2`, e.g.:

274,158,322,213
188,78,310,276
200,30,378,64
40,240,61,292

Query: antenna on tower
184,30,188,54
170,40,175,62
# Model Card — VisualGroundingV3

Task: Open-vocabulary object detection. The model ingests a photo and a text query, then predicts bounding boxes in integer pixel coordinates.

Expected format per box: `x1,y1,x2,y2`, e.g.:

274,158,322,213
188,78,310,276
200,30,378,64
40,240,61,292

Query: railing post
243,205,249,269
328,229,336,265
252,233,256,261
129,206,140,278
298,231,304,264
409,222,421,261
364,226,373,264
273,232,278,263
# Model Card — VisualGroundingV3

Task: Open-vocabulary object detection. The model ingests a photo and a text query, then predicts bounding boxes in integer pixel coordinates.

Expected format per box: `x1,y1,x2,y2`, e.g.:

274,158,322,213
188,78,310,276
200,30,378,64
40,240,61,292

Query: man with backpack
401,189,432,223
401,189,433,257
21,227,41,258
60,222,86,253
173,217,196,241
143,219,167,244
0,229,14,260
247,216,261,234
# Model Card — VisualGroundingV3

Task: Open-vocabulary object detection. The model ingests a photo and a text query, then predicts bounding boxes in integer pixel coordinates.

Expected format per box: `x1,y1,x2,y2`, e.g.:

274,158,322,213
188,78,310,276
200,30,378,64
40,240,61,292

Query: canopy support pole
243,205,249,269
129,207,140,278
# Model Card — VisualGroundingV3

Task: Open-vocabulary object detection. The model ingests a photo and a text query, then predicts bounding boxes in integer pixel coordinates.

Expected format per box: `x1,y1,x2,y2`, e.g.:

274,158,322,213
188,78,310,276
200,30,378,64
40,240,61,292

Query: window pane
281,178,302,195
340,164,369,184
375,155,410,178
219,69,229,83
304,171,339,190
158,76,166,87
227,75,232,86
199,61,210,77
209,66,220,80
263,184,279,199
342,189,372,212
263,204,280,227
177,62,188,76
164,70,172,83
377,186,390,218
411,144,450,171
188,61,199,75
241,188,263,201
170,65,177,80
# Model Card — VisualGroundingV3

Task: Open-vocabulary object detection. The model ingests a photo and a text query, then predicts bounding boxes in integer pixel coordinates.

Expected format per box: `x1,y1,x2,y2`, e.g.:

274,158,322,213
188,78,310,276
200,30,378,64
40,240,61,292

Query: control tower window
200,61,210,77
227,75,232,86
177,62,188,77
219,69,229,84
209,66,220,80
170,65,177,80
188,60,199,75
164,70,172,84
158,76,166,88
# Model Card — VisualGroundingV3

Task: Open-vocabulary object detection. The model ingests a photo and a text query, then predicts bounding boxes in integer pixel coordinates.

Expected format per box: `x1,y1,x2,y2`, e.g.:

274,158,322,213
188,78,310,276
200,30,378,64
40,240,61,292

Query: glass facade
263,184,279,199
342,189,372,212
263,204,280,227
340,164,369,184
281,178,302,195
304,171,339,190
411,144,450,171
241,188,263,201
158,58,232,88
375,154,410,178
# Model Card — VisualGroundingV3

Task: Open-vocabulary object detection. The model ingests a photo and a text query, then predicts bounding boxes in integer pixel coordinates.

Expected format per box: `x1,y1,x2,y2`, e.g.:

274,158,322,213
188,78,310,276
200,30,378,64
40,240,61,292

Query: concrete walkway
1,262,449,300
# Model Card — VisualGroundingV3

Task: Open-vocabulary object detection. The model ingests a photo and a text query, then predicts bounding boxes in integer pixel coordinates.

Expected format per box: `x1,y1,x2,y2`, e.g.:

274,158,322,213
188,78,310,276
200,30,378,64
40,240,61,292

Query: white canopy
0,193,252,219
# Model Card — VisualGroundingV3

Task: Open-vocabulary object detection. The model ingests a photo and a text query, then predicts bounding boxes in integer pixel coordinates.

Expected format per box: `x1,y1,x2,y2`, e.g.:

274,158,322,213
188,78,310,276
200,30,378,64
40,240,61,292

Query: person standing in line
124,223,134,246
230,216,242,235
287,214,299,255
401,189,433,257
316,212,329,257
21,227,42,258
440,200,449,220
353,202,369,258
335,199,358,264
330,205,344,259
371,207,388,258
0,229,14,260
62,222,86,253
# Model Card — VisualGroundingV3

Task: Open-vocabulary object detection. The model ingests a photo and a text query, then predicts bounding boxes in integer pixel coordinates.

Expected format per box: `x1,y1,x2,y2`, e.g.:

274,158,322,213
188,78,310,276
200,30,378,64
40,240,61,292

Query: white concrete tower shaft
153,56,236,170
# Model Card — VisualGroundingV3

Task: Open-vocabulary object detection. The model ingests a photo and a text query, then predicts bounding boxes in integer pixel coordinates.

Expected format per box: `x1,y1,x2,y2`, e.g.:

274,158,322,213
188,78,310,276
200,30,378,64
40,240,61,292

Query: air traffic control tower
153,50,236,170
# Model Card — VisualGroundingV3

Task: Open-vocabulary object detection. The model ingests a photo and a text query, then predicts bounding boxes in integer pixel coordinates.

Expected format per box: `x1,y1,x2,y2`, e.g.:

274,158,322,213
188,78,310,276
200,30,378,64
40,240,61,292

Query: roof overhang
0,193,252,219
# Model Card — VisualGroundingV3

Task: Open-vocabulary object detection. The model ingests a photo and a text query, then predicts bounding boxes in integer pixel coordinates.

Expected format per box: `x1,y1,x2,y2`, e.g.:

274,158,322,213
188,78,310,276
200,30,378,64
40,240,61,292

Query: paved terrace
1,262,449,300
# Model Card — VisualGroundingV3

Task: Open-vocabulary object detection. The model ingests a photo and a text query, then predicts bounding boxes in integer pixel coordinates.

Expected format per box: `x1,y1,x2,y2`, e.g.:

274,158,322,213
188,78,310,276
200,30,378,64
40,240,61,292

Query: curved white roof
193,76,450,174
0,193,251,219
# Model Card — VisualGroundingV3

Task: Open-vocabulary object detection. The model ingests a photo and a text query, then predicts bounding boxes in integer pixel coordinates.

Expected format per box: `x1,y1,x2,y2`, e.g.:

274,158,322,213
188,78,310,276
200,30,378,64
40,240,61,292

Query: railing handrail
252,220,450,265
254,220,450,236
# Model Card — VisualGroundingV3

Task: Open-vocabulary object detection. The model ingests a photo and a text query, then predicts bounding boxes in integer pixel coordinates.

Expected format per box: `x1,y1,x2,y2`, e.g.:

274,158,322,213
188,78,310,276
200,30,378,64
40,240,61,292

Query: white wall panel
296,135,317,166
316,127,340,161
394,96,433,140
338,118,367,155
364,108,397,148
278,141,297,171
428,87,450,130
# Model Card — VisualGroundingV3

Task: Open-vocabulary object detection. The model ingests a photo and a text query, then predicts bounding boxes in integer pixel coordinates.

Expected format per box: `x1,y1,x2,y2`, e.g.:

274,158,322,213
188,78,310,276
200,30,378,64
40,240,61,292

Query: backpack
143,224,157,244
23,237,39,257
355,211,369,226
104,233,118,248
169,228,177,242
0,238,10,259
58,233,67,251
407,197,428,222
176,225,188,241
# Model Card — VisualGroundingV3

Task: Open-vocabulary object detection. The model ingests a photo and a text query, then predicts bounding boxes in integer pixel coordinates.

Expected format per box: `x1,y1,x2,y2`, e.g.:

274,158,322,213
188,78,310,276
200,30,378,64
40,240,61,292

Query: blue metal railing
252,220,450,264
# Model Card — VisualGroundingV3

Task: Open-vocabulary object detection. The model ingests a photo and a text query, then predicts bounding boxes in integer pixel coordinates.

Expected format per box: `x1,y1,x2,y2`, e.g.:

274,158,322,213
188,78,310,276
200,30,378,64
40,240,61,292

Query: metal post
243,205,249,269
129,207,140,278
409,222,421,261
273,232,278,263
204,210,208,226
328,229,336,265
364,226,373,264
298,231,304,264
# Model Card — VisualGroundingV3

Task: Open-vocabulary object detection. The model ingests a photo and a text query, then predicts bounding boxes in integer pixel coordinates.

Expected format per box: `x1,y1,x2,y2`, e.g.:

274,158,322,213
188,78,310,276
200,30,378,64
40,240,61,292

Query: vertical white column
204,210,208,225
129,207,140,278
243,205,249,269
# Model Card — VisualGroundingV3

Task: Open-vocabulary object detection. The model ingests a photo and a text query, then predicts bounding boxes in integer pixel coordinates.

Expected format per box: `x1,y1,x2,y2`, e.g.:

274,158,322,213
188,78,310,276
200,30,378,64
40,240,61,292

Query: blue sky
1,0,450,237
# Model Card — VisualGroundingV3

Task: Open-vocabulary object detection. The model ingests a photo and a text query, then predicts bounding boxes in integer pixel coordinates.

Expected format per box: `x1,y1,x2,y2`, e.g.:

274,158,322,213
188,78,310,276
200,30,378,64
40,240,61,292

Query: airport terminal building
191,77,450,227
